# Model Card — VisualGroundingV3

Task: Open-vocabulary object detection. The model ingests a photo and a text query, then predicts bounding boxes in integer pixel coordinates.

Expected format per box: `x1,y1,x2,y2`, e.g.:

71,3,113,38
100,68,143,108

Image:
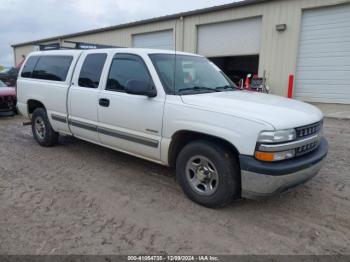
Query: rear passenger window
32,56,73,82
106,54,151,92
21,56,40,78
78,53,107,88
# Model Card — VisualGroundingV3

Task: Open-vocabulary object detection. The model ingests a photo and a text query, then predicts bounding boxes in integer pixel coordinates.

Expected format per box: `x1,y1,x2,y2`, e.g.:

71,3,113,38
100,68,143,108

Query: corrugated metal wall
14,19,179,64
13,0,350,97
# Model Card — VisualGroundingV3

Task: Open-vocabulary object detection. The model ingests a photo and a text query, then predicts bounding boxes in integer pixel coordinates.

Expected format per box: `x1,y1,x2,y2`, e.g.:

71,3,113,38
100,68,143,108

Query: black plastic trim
68,118,159,148
98,127,159,148
240,137,328,176
51,114,67,123
68,119,98,132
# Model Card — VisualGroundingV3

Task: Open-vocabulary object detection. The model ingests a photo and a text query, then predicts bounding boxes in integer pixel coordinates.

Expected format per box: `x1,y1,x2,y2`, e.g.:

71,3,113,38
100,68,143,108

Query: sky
0,0,239,67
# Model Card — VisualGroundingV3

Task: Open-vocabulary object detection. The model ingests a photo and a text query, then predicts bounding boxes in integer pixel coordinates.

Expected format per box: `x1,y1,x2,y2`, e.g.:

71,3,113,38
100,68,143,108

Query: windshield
149,54,236,95
0,80,6,87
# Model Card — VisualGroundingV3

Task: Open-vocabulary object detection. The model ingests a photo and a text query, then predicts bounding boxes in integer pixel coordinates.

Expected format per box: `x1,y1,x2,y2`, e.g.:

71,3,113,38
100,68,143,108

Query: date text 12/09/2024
127,255,220,261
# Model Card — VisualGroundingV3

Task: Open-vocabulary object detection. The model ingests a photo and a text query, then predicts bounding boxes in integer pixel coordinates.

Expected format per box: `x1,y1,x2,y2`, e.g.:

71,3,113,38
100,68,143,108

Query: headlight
255,150,295,162
256,129,297,162
258,129,296,143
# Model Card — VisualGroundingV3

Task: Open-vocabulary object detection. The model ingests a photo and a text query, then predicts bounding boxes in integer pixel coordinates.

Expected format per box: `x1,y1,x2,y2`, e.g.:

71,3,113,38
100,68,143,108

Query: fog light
255,150,295,162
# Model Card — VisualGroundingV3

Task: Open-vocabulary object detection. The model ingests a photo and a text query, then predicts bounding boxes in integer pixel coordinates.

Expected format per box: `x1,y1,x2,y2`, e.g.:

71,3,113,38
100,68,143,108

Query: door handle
99,98,110,107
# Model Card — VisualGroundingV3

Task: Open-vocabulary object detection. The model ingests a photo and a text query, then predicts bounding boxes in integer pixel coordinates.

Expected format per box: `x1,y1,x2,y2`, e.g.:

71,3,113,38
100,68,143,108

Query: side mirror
125,80,157,97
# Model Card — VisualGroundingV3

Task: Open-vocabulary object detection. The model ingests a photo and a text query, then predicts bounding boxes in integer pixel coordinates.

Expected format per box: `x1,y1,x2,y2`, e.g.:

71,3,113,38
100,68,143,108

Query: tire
31,108,58,147
176,140,240,208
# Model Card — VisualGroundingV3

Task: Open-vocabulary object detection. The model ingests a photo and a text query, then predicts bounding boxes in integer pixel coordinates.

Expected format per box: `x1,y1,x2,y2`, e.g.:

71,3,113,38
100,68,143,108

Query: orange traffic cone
245,76,250,89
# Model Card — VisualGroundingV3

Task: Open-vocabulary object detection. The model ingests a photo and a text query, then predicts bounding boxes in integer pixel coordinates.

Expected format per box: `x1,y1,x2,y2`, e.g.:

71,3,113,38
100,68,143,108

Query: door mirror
125,80,157,97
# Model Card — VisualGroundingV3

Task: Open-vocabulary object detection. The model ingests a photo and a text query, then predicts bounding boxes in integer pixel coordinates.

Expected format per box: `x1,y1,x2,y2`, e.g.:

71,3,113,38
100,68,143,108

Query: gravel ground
0,116,349,255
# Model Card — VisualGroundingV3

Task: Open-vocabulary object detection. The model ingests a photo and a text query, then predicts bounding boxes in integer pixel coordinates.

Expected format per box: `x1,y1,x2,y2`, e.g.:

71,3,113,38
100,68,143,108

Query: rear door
68,51,108,142
97,52,165,161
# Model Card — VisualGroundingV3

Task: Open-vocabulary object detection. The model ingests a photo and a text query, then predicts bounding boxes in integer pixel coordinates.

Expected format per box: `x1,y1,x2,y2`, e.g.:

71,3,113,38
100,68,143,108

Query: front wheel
176,140,240,208
31,108,58,147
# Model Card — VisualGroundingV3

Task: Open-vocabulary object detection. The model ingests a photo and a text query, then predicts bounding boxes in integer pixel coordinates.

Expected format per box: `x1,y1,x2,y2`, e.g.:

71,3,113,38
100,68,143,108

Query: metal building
12,0,350,105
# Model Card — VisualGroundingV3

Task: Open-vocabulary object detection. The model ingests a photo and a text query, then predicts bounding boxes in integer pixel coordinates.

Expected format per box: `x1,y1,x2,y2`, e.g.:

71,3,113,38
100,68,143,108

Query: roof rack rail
38,41,124,51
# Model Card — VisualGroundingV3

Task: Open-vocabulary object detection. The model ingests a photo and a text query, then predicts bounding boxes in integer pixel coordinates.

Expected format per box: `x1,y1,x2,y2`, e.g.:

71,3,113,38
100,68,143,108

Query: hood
181,91,323,129
0,87,16,97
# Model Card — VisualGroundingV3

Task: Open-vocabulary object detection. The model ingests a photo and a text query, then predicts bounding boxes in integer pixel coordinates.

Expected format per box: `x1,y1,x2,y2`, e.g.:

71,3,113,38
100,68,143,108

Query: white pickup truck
17,48,328,207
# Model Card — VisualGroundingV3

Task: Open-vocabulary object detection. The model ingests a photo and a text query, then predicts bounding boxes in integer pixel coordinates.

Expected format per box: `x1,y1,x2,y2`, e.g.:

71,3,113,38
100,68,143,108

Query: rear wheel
31,108,58,147
176,140,240,208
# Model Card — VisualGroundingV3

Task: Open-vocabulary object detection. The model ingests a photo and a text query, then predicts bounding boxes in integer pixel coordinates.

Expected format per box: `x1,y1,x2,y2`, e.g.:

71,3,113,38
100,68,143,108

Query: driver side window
106,54,152,92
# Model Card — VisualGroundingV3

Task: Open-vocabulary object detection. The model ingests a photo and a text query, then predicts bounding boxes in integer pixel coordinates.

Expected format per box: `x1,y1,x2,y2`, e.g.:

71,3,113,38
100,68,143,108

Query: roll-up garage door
132,30,174,50
197,17,262,57
295,4,350,104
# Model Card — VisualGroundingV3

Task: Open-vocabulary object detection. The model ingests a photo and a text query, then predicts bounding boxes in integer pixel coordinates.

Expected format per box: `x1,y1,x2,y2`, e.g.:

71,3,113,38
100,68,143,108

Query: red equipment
288,75,294,98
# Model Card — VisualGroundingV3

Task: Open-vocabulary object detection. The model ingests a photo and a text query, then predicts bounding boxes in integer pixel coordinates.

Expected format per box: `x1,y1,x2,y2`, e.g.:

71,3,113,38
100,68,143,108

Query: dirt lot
0,116,349,255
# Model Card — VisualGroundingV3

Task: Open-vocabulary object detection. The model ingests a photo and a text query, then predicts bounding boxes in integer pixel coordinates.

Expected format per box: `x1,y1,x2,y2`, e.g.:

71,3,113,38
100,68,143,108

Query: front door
98,52,165,161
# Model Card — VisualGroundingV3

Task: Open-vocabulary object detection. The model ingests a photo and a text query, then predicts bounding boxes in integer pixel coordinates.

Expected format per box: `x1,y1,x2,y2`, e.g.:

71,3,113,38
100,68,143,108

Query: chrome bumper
241,159,325,199
240,137,328,199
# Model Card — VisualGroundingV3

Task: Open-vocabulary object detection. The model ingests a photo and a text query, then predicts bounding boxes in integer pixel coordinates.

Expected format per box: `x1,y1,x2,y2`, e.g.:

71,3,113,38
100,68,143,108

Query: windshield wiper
215,85,236,91
178,86,219,94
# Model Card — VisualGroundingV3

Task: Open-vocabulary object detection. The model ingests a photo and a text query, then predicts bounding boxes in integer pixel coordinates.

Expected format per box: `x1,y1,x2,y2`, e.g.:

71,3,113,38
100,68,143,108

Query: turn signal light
255,152,275,162
255,150,295,162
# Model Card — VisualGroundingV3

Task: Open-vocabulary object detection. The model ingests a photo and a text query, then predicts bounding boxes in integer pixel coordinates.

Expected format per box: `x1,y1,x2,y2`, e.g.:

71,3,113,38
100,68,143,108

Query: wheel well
28,100,45,115
168,130,240,168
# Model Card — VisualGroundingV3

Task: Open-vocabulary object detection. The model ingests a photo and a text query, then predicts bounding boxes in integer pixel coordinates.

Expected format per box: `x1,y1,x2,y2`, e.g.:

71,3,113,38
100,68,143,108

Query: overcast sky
0,0,239,66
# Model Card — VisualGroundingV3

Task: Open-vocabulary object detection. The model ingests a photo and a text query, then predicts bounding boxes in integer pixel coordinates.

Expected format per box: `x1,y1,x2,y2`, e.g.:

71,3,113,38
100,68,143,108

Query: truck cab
16,49,328,207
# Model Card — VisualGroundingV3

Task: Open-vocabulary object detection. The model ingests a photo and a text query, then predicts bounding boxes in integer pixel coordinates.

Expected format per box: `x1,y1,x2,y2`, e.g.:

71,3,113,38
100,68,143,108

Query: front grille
296,121,323,139
294,120,323,156
295,139,320,156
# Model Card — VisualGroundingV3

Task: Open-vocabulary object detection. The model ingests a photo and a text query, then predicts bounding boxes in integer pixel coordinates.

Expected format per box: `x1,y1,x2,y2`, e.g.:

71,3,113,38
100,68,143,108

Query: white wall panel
132,30,174,50
197,17,262,57
295,3,350,104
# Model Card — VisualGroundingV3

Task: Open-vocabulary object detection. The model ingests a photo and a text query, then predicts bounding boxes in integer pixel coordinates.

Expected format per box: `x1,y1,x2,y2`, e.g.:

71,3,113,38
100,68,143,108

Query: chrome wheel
34,116,46,139
185,155,219,196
